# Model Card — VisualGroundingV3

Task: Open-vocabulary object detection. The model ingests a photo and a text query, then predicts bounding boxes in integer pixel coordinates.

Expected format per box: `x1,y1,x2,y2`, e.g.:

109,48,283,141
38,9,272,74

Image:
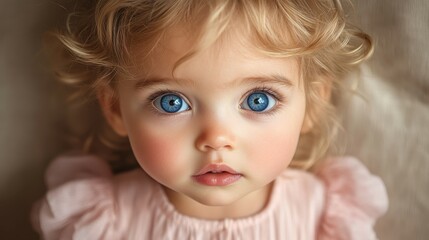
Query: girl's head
54,0,372,203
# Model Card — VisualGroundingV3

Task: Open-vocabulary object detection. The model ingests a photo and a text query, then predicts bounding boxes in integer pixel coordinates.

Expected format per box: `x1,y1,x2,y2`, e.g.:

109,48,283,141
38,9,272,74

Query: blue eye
242,91,276,112
153,93,190,113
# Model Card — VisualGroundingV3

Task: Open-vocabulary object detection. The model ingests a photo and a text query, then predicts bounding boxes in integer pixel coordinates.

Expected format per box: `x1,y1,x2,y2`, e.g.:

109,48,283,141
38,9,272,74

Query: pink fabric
32,155,388,240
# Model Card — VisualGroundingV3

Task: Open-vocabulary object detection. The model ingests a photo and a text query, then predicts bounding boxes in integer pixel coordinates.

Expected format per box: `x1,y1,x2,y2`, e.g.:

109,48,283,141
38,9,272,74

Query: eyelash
243,86,283,102
146,86,286,115
147,88,190,116
241,86,285,114
148,89,183,103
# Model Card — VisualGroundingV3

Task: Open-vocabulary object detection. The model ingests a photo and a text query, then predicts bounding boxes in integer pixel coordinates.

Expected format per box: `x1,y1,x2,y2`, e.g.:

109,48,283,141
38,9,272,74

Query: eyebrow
237,75,294,88
134,74,294,90
134,77,194,89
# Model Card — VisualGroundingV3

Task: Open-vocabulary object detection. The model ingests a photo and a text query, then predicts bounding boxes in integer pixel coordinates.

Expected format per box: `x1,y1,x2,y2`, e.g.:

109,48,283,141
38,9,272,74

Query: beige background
1,0,428,239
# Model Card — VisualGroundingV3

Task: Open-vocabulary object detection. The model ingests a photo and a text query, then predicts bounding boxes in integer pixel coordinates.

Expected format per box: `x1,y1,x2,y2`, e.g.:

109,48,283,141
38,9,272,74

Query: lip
194,164,239,175
192,164,242,186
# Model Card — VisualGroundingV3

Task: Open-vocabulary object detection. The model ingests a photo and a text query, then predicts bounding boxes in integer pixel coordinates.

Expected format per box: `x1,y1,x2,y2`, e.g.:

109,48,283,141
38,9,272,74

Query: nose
195,118,235,152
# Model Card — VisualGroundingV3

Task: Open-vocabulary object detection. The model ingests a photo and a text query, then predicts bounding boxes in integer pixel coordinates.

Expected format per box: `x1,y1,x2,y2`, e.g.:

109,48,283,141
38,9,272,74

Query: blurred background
1,0,428,239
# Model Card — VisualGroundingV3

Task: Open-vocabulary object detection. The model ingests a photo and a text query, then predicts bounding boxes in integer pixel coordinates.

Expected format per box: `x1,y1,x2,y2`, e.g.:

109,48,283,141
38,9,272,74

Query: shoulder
277,164,325,205
31,154,157,240
315,156,389,240
276,156,388,240
42,154,113,189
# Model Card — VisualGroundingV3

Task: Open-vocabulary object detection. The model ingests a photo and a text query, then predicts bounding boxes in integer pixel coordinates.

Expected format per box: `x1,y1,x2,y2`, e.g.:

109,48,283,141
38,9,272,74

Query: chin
189,190,244,206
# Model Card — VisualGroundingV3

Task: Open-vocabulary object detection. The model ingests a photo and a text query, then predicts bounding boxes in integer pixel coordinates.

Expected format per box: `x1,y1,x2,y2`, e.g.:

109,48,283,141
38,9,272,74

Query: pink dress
31,155,388,239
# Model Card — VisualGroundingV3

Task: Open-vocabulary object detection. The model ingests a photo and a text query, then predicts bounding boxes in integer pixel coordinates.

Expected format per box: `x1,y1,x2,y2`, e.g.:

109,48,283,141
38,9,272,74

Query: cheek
128,128,190,183
244,114,305,178
246,130,298,175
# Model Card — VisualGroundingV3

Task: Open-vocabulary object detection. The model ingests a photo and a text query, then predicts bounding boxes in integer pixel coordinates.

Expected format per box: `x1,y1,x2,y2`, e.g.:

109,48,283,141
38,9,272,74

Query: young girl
32,0,388,239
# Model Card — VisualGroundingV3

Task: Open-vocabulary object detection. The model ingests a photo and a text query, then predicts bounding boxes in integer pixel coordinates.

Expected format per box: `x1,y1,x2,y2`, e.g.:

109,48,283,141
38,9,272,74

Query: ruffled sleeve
31,154,122,240
316,156,388,240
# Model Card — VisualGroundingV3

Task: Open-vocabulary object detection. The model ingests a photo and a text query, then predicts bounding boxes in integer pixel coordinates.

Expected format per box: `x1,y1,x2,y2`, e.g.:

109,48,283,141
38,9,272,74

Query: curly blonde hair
50,0,372,170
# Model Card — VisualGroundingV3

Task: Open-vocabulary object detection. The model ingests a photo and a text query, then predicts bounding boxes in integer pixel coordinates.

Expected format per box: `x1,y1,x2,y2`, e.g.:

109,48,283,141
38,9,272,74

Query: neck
162,182,274,220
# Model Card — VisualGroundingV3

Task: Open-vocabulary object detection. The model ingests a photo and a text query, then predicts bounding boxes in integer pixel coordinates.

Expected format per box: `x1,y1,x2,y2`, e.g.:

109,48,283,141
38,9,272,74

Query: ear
97,86,128,137
301,78,332,134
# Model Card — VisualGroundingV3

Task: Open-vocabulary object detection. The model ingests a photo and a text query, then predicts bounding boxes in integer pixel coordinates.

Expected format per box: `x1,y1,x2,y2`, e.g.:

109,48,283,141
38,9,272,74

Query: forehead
127,24,300,85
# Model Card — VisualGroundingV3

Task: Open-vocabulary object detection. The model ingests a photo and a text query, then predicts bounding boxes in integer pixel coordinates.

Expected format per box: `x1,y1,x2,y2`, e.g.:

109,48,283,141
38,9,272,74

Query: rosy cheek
129,131,185,182
245,129,299,179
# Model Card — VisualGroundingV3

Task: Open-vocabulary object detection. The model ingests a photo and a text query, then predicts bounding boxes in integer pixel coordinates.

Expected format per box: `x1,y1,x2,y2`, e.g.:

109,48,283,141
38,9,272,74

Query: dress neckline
152,175,284,230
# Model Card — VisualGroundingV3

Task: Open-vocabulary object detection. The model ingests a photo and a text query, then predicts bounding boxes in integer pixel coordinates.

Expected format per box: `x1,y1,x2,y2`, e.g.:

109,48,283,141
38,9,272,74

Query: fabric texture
32,155,388,240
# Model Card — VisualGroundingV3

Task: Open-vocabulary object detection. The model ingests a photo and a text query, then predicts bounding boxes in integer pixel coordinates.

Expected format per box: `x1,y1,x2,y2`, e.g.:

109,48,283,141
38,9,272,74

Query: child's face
104,28,308,210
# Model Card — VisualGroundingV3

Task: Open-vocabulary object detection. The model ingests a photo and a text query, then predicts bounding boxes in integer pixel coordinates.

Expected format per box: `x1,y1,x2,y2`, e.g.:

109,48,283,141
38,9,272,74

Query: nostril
195,133,235,152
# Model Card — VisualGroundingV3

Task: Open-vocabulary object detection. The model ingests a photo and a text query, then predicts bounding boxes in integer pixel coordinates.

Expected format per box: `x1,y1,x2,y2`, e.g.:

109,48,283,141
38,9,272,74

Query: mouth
192,164,242,186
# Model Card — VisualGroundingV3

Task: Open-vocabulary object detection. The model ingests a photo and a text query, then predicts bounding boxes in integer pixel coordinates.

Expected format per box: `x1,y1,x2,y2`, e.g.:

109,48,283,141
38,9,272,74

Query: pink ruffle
316,157,388,240
32,155,121,240
31,155,388,239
